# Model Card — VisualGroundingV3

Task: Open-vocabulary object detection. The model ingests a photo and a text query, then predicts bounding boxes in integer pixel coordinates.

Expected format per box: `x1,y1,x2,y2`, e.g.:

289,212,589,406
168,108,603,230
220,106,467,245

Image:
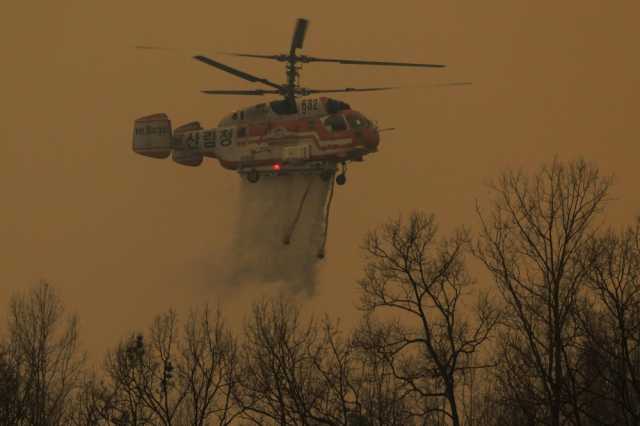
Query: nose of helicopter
348,111,380,151
359,120,380,151
366,127,380,150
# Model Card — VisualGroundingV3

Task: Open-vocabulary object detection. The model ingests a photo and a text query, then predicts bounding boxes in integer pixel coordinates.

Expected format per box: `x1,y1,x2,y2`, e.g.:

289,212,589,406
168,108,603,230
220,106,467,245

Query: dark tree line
1,159,639,425
0,283,84,425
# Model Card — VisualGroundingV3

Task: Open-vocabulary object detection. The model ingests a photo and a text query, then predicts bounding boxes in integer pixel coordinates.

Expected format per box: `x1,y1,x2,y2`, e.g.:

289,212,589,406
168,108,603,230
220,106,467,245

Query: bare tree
358,212,498,426
307,317,360,425
475,158,612,426
178,305,243,425
66,373,128,426
576,219,640,425
103,311,188,425
238,297,328,425
96,306,241,426
3,281,86,425
0,342,22,425
239,297,378,426
353,315,435,426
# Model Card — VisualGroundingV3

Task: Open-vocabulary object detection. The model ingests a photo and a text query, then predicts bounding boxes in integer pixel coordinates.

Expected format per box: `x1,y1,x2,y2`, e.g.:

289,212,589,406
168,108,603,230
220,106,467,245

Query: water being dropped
228,174,333,294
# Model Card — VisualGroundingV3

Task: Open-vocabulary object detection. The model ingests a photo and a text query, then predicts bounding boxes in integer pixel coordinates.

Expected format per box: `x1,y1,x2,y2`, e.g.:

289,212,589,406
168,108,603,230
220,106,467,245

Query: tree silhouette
576,219,640,425
475,159,612,426
2,281,85,425
357,212,498,426
85,306,241,425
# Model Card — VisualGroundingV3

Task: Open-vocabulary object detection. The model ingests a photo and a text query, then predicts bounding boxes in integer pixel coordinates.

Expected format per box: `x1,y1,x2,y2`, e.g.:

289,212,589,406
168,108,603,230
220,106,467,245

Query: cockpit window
323,115,347,132
346,115,369,129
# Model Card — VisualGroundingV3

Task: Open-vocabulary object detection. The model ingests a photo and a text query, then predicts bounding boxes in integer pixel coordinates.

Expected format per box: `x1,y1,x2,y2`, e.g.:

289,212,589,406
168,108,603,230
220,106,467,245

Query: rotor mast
285,60,300,102
284,18,309,104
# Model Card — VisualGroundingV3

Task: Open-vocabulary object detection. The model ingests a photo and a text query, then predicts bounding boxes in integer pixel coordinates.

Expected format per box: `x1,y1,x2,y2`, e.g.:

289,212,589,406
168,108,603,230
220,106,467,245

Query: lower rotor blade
307,83,471,95
193,55,283,90
305,87,396,94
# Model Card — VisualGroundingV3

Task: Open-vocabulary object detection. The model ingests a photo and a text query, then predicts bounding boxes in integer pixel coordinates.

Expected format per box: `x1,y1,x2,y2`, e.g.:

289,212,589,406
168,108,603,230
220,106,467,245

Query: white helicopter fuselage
133,97,380,179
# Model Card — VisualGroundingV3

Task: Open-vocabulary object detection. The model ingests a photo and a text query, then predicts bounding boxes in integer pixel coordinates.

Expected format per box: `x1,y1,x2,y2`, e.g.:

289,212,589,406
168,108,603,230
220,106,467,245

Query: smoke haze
1,0,639,360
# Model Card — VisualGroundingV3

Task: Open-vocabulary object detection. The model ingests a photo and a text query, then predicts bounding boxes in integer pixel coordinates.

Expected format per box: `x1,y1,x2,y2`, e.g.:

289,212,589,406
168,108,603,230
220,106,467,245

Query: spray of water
227,174,332,294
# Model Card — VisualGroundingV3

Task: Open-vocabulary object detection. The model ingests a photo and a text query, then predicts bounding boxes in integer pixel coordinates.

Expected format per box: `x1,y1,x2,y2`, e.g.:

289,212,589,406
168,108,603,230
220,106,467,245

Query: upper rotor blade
303,56,445,68
193,55,283,90
305,87,396,94
290,18,309,55
221,52,285,61
201,89,280,95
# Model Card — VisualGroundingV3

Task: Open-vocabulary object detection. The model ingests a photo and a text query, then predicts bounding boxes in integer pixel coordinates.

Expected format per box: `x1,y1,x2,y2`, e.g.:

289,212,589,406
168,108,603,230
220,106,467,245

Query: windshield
323,115,348,132
345,114,370,129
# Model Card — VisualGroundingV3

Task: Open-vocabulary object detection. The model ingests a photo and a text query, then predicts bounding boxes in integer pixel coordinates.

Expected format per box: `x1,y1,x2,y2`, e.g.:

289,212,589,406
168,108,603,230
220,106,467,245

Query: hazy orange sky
1,1,639,359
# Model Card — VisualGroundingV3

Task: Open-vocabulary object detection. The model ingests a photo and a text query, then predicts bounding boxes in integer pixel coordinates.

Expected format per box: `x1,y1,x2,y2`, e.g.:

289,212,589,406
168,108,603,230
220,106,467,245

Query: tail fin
133,113,172,158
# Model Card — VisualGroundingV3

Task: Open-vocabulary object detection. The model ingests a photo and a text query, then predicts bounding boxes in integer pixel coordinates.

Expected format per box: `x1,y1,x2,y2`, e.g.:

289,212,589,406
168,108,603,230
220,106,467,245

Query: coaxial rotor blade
220,52,287,61
302,55,445,68
193,55,284,90
290,18,309,55
304,87,397,94
138,45,220,56
305,82,470,95
201,89,280,95
306,83,471,94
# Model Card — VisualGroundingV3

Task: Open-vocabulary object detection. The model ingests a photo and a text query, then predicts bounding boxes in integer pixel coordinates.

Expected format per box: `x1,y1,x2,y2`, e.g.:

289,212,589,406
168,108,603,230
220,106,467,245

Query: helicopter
132,18,451,186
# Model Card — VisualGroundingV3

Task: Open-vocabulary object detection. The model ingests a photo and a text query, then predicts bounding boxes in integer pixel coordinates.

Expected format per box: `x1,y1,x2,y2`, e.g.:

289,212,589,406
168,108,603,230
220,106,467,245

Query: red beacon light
272,163,281,171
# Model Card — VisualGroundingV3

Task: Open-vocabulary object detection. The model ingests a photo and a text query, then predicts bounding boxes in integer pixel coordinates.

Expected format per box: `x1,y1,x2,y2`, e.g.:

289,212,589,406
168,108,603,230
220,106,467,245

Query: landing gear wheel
320,170,332,182
247,170,260,183
336,174,346,186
